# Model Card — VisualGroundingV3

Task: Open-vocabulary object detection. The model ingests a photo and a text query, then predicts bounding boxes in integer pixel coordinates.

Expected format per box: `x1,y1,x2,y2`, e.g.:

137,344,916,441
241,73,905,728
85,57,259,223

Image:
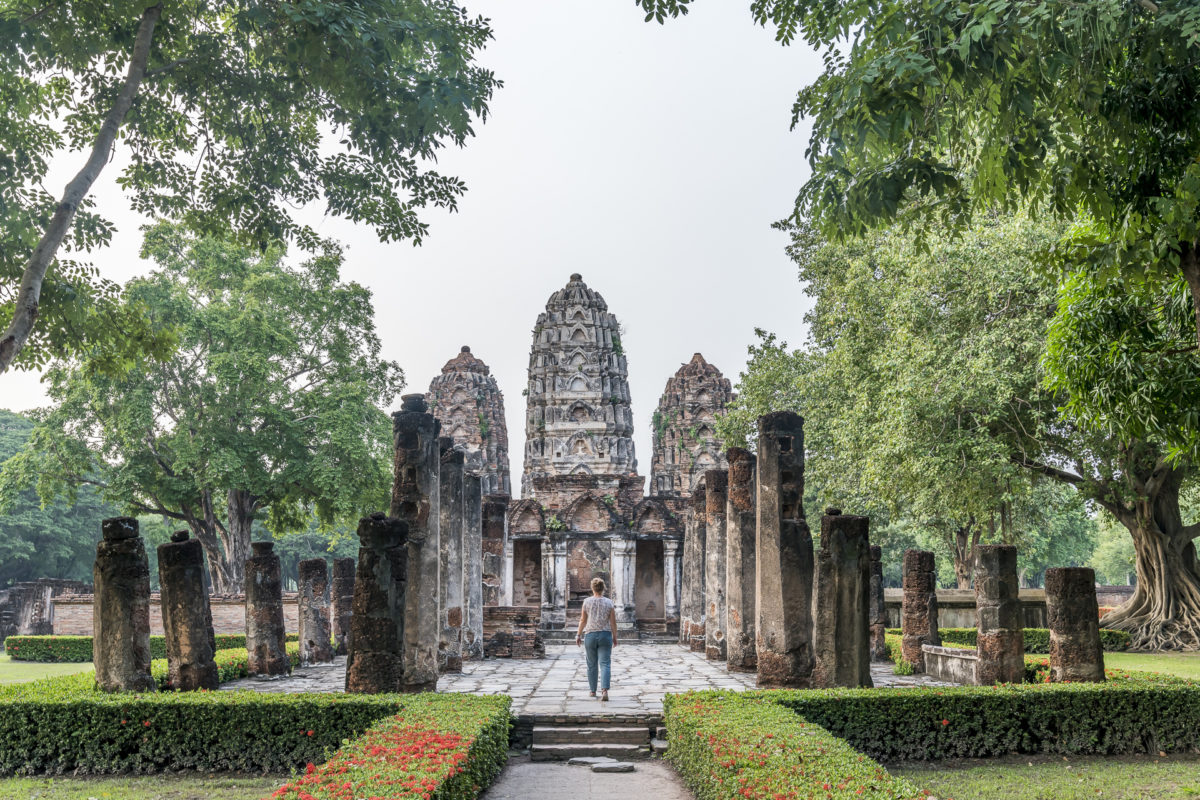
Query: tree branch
0,3,163,373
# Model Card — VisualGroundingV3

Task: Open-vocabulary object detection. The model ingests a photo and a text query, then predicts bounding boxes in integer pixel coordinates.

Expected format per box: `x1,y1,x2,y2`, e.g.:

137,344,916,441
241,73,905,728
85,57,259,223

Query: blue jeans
583,630,612,692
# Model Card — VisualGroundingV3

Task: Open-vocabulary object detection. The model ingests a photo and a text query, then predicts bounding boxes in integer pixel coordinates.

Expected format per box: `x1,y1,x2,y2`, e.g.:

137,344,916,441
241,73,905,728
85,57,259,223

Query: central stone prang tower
427,346,511,497
521,273,638,501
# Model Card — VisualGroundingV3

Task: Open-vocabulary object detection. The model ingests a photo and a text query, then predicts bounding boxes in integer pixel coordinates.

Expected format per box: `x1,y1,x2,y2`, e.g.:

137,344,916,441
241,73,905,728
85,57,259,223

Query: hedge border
5,634,301,663
267,694,511,800
883,627,1130,653
665,692,923,800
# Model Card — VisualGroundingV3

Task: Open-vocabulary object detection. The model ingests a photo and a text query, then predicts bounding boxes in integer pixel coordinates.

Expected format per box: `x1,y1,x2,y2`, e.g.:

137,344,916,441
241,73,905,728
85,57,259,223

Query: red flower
307,730,314,737
941,719,949,726
143,720,151,727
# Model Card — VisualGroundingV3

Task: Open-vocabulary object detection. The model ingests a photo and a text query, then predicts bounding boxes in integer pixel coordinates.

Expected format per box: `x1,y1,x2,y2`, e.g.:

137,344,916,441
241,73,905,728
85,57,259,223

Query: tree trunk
1100,462,1200,651
220,489,256,595
0,4,162,373
1181,242,1200,353
951,517,979,590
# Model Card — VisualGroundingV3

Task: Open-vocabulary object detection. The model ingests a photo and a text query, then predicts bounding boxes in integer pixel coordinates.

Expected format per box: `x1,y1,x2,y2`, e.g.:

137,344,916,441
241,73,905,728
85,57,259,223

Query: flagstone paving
222,643,957,707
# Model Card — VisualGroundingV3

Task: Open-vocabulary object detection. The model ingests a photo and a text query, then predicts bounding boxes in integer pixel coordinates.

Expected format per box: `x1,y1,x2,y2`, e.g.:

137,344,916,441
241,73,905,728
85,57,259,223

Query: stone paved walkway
222,643,957,707
481,757,692,800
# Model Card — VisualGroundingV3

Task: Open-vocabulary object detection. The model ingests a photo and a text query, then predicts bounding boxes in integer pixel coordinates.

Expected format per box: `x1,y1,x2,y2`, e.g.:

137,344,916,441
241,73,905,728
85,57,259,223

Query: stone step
533,725,650,745
531,743,650,762
650,738,668,755
593,762,636,773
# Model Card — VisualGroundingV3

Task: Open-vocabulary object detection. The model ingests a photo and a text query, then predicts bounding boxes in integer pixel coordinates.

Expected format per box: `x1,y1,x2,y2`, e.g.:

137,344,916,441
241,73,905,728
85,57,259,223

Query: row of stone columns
679,412,878,689
901,545,1105,683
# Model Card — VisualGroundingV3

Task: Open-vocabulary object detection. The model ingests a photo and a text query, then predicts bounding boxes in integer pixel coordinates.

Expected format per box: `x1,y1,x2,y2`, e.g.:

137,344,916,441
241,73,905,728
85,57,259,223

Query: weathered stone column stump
93,517,156,692
901,549,940,672
245,541,290,677
346,513,409,693
704,470,728,661
158,531,219,691
868,544,888,662
332,557,356,656
391,393,441,693
1045,567,1105,683
680,484,707,652
974,545,1024,685
463,472,484,660
813,509,873,688
438,446,465,673
725,448,757,672
755,411,814,689
298,558,335,666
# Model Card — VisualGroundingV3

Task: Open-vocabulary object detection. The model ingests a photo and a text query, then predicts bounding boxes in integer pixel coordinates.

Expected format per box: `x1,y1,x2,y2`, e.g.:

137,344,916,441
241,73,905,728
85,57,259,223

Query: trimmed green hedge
665,691,923,800
5,634,301,663
764,674,1200,762
268,694,511,800
883,627,1130,653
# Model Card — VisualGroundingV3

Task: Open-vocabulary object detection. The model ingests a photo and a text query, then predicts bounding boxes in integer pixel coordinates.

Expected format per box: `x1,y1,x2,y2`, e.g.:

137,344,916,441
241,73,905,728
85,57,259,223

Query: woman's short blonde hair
590,577,606,594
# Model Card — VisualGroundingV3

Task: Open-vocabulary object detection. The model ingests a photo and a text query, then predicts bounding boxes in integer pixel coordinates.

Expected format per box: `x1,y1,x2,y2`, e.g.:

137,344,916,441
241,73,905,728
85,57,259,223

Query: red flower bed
268,694,509,800
665,692,924,800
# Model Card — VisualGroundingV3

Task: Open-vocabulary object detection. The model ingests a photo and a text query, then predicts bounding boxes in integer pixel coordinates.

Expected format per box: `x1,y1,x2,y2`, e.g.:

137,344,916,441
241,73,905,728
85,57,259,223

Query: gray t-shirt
581,595,615,634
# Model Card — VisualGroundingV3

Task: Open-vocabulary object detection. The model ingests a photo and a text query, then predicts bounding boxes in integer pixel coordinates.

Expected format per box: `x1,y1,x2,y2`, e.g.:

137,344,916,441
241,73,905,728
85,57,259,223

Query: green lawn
0,654,93,685
0,774,284,800
1104,650,1200,681
896,754,1200,800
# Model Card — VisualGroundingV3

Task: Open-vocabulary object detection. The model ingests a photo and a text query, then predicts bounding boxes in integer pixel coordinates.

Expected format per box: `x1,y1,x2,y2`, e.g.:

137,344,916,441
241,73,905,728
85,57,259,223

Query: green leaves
1,0,499,370
1,223,404,591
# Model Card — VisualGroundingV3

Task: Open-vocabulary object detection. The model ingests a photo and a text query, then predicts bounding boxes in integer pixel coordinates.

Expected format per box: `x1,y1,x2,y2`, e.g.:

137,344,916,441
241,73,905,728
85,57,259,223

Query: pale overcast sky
3,2,821,490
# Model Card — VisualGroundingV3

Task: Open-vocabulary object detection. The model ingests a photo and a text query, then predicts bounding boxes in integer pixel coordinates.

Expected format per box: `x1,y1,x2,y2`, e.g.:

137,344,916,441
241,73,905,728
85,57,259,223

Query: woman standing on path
575,577,618,701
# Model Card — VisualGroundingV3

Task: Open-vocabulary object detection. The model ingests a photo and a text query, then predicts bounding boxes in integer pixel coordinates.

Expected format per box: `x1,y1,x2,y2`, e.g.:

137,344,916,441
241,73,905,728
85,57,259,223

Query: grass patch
0,655,93,685
1103,651,1200,682
894,752,1200,799
0,773,283,799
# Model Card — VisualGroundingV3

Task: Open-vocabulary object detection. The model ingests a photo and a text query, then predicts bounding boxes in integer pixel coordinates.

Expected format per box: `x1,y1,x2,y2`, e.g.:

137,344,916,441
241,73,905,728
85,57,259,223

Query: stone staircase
527,714,666,762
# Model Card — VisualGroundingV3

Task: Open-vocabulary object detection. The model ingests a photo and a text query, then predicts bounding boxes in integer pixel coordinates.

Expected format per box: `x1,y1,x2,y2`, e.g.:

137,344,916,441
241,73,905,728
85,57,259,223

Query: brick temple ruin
428,274,734,639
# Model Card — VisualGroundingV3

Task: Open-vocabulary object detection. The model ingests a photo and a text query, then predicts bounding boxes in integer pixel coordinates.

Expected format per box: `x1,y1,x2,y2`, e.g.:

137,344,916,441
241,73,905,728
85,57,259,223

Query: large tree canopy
0,409,118,587
718,215,1200,649
0,0,498,373
0,223,403,592
636,0,1200,350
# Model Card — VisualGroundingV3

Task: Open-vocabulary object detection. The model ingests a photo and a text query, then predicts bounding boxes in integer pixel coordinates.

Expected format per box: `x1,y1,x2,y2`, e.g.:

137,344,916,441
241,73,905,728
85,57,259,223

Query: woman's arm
575,606,589,646
609,602,618,647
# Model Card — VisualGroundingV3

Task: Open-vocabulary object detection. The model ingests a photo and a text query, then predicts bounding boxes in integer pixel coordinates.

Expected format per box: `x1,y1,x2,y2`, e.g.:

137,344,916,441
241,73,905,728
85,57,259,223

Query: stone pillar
813,509,873,688
610,538,637,629
663,538,681,625
755,412,814,689
704,470,728,661
332,557,355,657
901,550,940,671
463,473,484,659
245,541,290,677
346,513,408,693
438,448,465,673
482,495,509,608
868,544,888,662
542,538,568,628
502,536,515,607
680,485,707,651
158,531,219,691
1044,567,1105,683
390,393,440,692
725,448,757,672
975,545,1024,685
93,517,156,692
298,558,334,666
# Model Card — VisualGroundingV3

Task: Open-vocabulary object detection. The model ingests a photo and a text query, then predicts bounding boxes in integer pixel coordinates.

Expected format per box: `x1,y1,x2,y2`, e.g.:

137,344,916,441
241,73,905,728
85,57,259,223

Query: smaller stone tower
649,353,733,496
428,346,511,497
